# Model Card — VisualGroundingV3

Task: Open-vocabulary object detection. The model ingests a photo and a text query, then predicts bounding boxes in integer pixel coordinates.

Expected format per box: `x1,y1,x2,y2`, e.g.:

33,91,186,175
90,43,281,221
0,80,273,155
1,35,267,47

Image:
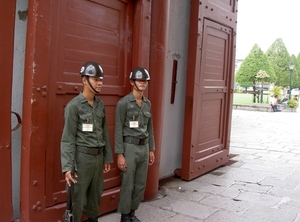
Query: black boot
129,210,141,222
87,217,98,222
120,214,131,222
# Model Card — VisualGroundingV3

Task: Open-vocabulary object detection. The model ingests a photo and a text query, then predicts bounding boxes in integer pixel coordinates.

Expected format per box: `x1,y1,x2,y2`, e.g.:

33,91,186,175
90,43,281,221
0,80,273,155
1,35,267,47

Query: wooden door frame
144,0,169,200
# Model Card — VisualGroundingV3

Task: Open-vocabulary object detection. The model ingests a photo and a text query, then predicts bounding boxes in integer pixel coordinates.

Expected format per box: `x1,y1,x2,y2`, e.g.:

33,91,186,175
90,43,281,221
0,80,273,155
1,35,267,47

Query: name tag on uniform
129,121,138,128
82,123,93,132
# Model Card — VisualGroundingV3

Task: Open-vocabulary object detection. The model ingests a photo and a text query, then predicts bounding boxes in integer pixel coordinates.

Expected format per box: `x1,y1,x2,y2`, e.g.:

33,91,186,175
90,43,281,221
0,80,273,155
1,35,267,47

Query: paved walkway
100,108,300,222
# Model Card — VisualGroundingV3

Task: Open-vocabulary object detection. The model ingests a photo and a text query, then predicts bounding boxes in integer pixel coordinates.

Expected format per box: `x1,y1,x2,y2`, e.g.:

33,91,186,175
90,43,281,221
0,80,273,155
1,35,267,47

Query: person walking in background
114,67,155,222
61,61,113,222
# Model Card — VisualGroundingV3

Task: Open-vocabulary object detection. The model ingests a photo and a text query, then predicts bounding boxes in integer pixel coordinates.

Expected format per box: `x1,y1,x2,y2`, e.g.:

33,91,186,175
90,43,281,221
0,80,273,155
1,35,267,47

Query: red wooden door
181,0,237,180
44,0,133,215
21,0,150,221
0,1,16,221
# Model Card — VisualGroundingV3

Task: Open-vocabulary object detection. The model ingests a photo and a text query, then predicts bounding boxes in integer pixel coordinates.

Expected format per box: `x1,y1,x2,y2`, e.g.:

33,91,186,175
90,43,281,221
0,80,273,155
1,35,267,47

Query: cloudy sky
236,0,300,59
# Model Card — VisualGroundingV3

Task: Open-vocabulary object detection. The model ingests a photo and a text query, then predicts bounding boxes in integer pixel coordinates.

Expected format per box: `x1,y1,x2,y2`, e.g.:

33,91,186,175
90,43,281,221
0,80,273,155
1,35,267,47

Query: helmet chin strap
133,80,142,92
85,76,99,93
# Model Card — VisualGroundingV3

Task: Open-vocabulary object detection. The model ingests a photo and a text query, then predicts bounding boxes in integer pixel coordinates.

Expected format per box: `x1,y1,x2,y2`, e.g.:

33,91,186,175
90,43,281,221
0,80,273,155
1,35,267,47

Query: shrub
235,87,244,93
269,86,282,98
288,99,299,108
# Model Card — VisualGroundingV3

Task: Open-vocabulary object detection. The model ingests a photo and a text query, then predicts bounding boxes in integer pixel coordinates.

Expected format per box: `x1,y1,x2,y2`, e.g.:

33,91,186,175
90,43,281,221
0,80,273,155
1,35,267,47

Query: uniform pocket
79,113,92,124
95,111,105,127
142,111,151,125
96,111,105,118
78,113,93,131
127,111,139,120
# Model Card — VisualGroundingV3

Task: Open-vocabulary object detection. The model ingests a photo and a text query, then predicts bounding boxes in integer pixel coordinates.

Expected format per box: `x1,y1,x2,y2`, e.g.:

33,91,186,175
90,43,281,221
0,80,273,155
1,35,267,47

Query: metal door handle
11,111,22,131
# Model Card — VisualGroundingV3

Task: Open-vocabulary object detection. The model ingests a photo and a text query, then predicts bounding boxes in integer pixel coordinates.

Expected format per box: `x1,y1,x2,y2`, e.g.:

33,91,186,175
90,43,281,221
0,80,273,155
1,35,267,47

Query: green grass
233,93,270,105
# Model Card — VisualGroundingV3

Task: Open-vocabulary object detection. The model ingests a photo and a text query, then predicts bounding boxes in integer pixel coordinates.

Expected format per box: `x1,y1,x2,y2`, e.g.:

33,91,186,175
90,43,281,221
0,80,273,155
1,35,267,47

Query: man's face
83,76,103,93
90,77,103,92
132,80,148,91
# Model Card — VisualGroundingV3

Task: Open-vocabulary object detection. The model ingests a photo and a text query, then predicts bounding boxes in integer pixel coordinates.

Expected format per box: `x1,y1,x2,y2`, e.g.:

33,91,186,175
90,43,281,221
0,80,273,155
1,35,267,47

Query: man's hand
149,152,155,165
117,154,127,171
103,163,111,173
65,170,77,187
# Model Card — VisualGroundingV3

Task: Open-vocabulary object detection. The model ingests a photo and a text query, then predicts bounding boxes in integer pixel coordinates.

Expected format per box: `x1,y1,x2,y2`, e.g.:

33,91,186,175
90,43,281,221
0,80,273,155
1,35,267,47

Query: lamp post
289,61,294,99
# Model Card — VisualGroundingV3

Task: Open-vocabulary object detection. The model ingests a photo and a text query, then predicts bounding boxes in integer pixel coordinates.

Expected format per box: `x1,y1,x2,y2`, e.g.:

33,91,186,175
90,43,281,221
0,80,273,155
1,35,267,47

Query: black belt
123,136,148,145
76,146,104,155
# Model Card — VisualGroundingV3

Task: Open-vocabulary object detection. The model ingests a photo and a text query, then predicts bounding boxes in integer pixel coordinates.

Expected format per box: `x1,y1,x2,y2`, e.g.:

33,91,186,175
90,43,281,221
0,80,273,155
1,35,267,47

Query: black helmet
129,67,150,81
80,61,104,79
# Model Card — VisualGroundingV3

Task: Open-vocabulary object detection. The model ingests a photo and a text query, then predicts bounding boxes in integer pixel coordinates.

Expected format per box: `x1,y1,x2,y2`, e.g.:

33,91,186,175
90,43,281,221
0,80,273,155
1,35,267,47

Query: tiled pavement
99,108,300,222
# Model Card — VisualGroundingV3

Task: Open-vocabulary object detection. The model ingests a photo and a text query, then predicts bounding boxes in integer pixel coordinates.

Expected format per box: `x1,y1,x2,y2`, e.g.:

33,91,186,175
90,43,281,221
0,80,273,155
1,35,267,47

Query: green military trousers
118,142,149,214
70,151,104,222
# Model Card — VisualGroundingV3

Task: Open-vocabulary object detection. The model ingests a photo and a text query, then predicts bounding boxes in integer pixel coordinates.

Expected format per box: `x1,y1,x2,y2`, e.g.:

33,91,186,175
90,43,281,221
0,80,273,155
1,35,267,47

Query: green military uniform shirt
114,92,155,154
61,92,113,173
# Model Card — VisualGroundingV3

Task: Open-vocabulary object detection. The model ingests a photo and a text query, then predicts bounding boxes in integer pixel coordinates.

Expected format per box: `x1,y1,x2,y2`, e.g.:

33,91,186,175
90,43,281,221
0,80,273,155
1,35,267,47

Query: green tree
235,44,276,87
291,54,300,88
297,53,300,66
265,38,293,86
296,53,300,88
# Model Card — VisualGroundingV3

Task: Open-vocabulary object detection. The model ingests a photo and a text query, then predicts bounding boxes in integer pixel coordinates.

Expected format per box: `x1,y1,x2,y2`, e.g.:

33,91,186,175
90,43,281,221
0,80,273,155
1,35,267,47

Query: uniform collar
129,92,147,103
79,92,100,104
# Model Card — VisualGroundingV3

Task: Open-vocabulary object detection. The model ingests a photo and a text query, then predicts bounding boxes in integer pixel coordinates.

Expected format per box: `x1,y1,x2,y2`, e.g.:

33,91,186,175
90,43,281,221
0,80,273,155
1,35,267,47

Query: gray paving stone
135,204,176,222
170,200,218,220
200,195,254,214
205,209,266,222
195,173,236,187
259,177,300,190
156,187,210,203
230,181,273,194
270,186,300,202
162,214,202,222
279,199,300,214
234,191,284,207
218,167,276,183
243,204,298,222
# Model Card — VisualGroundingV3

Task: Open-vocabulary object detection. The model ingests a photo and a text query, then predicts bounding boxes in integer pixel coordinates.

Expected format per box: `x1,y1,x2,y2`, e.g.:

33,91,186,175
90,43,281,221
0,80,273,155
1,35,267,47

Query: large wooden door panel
201,20,230,87
203,0,237,28
197,92,224,150
0,1,16,221
21,0,152,220
182,2,236,180
54,0,132,94
45,0,133,209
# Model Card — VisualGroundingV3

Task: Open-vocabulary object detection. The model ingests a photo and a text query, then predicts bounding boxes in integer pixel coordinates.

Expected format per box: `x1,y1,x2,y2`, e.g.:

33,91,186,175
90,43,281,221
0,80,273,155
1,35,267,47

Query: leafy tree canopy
291,54,300,88
235,44,276,86
265,38,298,87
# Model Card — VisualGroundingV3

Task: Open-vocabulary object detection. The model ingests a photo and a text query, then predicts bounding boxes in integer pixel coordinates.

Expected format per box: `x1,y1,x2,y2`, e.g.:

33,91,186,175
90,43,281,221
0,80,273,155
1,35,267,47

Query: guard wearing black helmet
80,61,104,93
129,67,150,90
61,61,113,222
114,67,155,222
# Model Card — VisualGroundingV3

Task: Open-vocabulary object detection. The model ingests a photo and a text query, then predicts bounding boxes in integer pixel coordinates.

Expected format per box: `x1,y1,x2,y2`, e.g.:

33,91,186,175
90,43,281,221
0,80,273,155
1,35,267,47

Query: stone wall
232,104,297,112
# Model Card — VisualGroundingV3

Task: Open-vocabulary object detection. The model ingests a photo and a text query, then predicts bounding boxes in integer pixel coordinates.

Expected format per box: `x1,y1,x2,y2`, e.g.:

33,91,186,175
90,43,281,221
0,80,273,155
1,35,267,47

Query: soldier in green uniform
114,67,155,222
61,61,113,222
